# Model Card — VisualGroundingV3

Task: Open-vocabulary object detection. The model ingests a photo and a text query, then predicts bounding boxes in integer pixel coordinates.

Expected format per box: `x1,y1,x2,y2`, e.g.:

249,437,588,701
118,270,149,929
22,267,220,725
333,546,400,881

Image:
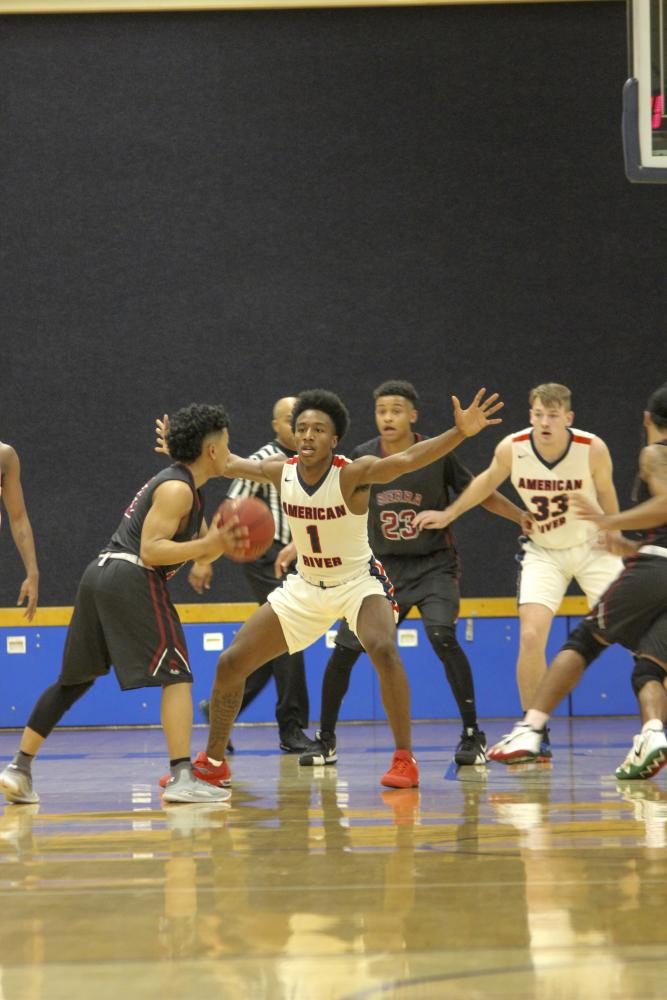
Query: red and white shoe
381,749,419,789
159,751,231,789
488,724,541,764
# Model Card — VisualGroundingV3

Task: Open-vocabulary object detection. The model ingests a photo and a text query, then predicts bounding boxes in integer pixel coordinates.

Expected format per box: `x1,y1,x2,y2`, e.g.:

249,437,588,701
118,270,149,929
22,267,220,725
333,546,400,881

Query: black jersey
351,434,473,558
631,440,667,549
106,463,204,579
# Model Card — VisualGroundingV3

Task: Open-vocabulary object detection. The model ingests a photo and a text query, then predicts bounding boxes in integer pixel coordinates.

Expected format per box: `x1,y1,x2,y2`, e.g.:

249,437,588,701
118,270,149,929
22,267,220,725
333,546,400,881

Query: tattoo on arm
642,445,667,489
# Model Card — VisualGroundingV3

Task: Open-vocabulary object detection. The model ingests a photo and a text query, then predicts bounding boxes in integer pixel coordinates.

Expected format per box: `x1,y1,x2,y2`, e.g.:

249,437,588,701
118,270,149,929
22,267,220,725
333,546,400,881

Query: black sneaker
299,730,337,766
454,727,487,766
279,723,317,754
537,725,552,761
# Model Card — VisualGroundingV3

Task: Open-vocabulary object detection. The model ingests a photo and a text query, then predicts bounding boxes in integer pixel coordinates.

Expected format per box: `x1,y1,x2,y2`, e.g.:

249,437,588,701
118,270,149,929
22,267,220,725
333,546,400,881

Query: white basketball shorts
518,537,623,614
267,569,397,654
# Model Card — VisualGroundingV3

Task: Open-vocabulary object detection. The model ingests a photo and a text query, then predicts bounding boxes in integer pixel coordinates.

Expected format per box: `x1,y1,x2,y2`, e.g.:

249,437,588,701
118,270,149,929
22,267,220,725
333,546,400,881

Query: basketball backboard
624,0,667,181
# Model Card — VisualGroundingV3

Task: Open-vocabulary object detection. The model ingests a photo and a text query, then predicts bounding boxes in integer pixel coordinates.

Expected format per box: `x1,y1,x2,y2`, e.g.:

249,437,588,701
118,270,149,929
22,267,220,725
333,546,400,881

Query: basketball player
489,383,667,780
297,380,525,770
185,385,503,791
0,441,39,620
0,404,247,805
196,396,313,753
414,383,622,759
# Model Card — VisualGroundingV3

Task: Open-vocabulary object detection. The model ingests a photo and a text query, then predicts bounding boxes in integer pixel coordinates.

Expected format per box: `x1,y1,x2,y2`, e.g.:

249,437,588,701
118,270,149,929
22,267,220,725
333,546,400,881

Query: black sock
170,757,191,773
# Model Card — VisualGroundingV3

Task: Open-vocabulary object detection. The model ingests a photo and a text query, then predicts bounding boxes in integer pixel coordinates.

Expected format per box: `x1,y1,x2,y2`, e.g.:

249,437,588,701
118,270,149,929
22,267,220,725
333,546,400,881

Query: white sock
524,709,549,731
641,719,664,734
208,756,223,766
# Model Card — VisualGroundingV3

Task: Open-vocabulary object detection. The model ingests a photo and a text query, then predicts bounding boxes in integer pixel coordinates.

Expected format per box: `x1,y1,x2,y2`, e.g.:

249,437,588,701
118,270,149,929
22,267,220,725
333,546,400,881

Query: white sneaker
0,764,39,804
162,767,232,803
488,723,542,764
615,728,667,780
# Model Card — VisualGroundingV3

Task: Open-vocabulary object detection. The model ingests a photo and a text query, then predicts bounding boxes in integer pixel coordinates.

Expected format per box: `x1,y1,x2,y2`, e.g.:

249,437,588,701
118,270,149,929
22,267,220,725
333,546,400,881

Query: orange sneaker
158,751,231,789
381,749,419,789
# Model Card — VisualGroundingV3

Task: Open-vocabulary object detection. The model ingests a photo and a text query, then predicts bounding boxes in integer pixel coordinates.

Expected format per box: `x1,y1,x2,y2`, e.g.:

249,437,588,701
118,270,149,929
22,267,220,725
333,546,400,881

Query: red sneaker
158,751,231,789
381,750,419,789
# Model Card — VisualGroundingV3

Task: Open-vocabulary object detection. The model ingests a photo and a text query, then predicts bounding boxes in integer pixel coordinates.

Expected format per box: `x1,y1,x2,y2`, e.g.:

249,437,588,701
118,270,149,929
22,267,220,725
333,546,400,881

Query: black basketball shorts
59,558,193,691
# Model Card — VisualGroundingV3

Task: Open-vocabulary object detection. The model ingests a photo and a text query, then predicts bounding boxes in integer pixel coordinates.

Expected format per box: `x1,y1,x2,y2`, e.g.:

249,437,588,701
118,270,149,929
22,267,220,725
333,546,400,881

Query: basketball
216,496,275,562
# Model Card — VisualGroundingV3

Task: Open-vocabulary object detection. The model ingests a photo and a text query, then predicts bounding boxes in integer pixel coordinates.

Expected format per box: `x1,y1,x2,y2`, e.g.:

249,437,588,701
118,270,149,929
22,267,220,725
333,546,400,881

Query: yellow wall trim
0,595,589,628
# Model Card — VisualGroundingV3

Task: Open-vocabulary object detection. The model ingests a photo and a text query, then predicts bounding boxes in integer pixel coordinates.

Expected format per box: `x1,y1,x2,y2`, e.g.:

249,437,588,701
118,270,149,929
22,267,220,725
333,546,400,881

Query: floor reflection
0,719,666,998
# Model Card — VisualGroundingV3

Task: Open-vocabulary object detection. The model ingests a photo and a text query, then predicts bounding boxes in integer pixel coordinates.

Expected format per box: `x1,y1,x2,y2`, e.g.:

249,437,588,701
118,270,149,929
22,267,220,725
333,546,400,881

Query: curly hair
648,383,667,430
167,404,230,463
292,389,350,441
373,380,419,407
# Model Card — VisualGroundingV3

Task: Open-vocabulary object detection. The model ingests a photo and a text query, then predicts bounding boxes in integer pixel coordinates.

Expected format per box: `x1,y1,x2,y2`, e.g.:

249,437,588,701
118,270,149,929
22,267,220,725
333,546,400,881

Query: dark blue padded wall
0,3,664,614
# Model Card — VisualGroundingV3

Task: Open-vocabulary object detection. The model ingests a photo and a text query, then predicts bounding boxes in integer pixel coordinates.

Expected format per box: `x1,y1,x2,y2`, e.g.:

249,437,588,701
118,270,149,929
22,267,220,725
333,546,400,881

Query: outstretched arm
480,490,528,527
413,438,513,531
1,445,39,620
573,443,667,531
223,453,285,489
590,437,620,517
344,389,503,491
154,414,284,490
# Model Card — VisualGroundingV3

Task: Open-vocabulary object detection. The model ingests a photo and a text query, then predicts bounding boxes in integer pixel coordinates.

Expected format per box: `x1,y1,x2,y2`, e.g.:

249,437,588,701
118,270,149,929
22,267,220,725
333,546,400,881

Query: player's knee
561,621,605,668
631,656,667,696
215,647,244,683
327,643,360,677
27,680,94,738
424,624,458,653
364,634,400,669
519,621,546,654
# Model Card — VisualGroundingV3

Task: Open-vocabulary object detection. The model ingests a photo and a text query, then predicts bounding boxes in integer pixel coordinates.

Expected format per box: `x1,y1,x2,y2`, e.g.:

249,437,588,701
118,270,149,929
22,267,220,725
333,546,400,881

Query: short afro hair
167,403,230,463
373,380,419,407
292,389,350,441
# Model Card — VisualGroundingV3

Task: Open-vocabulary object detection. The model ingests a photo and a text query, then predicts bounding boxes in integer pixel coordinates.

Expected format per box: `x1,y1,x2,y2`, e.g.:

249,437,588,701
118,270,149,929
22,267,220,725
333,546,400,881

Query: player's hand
413,509,453,531
520,511,535,535
188,561,213,594
207,513,249,559
274,542,297,578
570,493,610,526
453,388,504,438
602,531,637,558
17,575,38,621
155,414,170,456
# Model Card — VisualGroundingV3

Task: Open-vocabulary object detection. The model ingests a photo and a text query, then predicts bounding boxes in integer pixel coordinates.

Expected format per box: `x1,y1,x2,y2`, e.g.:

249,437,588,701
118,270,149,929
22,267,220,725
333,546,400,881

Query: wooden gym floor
1,718,666,999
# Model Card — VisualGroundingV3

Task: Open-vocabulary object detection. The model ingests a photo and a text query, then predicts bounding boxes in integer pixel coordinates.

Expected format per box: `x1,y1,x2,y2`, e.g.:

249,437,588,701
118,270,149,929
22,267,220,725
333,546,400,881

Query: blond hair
529,383,572,410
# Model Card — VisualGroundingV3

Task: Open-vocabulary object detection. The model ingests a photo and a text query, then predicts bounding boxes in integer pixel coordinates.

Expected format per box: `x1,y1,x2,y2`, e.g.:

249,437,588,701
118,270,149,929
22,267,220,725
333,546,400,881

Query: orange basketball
216,497,275,562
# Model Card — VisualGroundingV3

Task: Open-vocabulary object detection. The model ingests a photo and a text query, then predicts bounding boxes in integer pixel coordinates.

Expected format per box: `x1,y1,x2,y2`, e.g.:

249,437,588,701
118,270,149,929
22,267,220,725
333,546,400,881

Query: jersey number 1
306,525,322,553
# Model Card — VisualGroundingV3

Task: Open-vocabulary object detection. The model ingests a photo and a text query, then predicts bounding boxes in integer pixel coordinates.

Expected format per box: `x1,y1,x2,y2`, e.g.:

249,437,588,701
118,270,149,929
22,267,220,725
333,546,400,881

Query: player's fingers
483,400,503,417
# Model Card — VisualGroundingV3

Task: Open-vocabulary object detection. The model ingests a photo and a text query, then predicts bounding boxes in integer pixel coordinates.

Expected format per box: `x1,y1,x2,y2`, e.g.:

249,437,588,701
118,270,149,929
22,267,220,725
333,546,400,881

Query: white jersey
510,428,599,549
280,455,374,587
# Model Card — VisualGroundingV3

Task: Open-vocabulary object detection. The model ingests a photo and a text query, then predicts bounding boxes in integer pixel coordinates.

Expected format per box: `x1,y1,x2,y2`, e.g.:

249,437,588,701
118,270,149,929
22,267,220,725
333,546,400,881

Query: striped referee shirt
226,440,295,545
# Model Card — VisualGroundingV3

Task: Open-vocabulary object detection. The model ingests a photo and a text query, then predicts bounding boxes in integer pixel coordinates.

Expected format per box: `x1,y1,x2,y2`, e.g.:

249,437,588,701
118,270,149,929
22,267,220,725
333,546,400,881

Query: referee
201,397,313,753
